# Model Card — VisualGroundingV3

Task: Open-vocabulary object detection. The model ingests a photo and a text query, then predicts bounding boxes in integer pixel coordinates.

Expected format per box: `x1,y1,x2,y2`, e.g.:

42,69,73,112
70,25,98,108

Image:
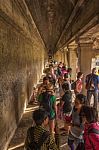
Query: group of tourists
24,61,99,150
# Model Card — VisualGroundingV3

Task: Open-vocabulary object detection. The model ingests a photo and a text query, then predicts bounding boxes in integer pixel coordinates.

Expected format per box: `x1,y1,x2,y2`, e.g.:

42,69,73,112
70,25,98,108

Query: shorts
49,115,55,120
63,112,72,123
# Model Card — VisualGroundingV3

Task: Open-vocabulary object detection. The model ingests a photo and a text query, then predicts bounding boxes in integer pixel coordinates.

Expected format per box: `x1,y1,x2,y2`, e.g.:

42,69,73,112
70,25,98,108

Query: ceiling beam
56,0,85,47
56,0,99,50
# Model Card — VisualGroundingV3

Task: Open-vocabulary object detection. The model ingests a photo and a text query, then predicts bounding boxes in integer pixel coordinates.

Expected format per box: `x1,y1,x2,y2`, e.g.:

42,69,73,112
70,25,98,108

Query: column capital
93,38,99,50
67,44,78,51
60,48,64,53
63,46,68,52
77,37,93,46
67,41,78,51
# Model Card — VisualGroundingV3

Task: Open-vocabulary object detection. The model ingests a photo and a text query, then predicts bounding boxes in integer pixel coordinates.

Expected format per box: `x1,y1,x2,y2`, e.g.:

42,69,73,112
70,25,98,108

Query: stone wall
0,0,46,149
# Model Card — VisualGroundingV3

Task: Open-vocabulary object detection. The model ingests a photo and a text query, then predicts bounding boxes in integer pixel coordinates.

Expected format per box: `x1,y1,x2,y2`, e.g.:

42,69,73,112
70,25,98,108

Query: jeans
87,90,98,109
68,138,82,150
98,91,99,102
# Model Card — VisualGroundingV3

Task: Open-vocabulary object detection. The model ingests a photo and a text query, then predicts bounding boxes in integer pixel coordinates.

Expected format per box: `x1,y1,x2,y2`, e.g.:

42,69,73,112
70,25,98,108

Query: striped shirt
25,125,58,150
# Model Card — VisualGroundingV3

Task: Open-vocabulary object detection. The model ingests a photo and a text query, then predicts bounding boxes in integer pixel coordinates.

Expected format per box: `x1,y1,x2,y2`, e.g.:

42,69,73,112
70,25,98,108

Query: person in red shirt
74,72,83,95
81,106,99,150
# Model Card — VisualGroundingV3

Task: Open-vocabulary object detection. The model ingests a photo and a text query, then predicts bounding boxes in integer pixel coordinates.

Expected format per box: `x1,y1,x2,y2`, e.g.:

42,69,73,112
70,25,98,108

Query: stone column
60,49,64,62
68,44,78,80
78,39,93,94
63,47,68,66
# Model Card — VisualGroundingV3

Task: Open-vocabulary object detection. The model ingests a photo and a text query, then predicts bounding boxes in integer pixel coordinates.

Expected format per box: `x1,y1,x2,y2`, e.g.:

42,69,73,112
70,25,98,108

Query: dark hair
64,73,69,79
62,66,66,69
92,67,96,74
76,94,86,104
43,76,49,82
68,68,72,72
32,109,48,125
77,72,83,79
62,83,69,91
49,64,53,67
80,106,98,123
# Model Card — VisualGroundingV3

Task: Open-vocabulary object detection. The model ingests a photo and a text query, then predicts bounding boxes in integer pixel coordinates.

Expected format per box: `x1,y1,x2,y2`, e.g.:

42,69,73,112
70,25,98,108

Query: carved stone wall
0,0,45,149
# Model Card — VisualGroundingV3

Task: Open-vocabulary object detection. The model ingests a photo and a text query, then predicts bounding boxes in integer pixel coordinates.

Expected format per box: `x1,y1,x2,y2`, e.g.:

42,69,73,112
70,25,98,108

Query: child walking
60,83,72,132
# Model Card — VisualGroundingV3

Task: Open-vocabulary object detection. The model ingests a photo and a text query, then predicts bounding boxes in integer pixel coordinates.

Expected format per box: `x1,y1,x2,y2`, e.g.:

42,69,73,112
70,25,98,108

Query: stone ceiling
25,0,78,53
25,0,99,53
82,24,99,50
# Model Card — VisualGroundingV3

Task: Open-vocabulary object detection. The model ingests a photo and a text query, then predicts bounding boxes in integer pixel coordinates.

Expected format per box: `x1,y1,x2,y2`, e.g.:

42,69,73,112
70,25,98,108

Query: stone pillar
63,47,68,66
68,44,78,80
78,40,93,94
60,49,64,62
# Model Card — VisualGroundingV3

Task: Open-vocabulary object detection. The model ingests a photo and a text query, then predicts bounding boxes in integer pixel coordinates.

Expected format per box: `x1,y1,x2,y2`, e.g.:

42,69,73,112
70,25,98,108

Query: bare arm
53,101,57,117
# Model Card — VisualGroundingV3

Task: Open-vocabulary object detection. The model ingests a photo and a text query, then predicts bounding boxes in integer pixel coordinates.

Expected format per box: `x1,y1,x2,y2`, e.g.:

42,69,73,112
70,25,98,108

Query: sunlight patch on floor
24,105,39,113
60,143,68,148
8,143,24,150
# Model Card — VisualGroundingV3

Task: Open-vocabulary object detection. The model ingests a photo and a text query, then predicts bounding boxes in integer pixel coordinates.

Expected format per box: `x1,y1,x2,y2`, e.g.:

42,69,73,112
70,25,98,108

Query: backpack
26,127,49,150
40,92,51,115
76,128,99,150
71,81,77,90
87,128,99,150
85,75,95,90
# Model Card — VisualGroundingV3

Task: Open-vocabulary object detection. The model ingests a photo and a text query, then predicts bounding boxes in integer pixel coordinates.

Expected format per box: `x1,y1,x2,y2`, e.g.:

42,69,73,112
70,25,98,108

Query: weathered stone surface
0,1,46,149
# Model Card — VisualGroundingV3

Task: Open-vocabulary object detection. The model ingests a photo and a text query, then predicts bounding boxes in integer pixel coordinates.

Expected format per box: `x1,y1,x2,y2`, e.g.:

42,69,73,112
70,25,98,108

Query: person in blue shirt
85,68,99,109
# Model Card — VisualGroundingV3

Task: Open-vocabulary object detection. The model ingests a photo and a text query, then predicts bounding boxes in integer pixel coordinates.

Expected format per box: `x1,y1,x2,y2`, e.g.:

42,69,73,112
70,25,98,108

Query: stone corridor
7,75,68,150
0,0,99,150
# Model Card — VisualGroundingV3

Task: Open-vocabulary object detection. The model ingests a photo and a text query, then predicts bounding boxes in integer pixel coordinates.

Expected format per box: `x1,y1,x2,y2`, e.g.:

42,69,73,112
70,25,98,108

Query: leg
68,139,75,150
87,91,92,106
98,91,99,102
93,91,98,109
49,119,55,134
54,121,60,148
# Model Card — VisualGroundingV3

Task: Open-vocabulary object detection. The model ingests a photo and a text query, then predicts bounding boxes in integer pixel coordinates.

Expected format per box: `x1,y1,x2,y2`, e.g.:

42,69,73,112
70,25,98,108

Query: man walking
85,68,99,109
